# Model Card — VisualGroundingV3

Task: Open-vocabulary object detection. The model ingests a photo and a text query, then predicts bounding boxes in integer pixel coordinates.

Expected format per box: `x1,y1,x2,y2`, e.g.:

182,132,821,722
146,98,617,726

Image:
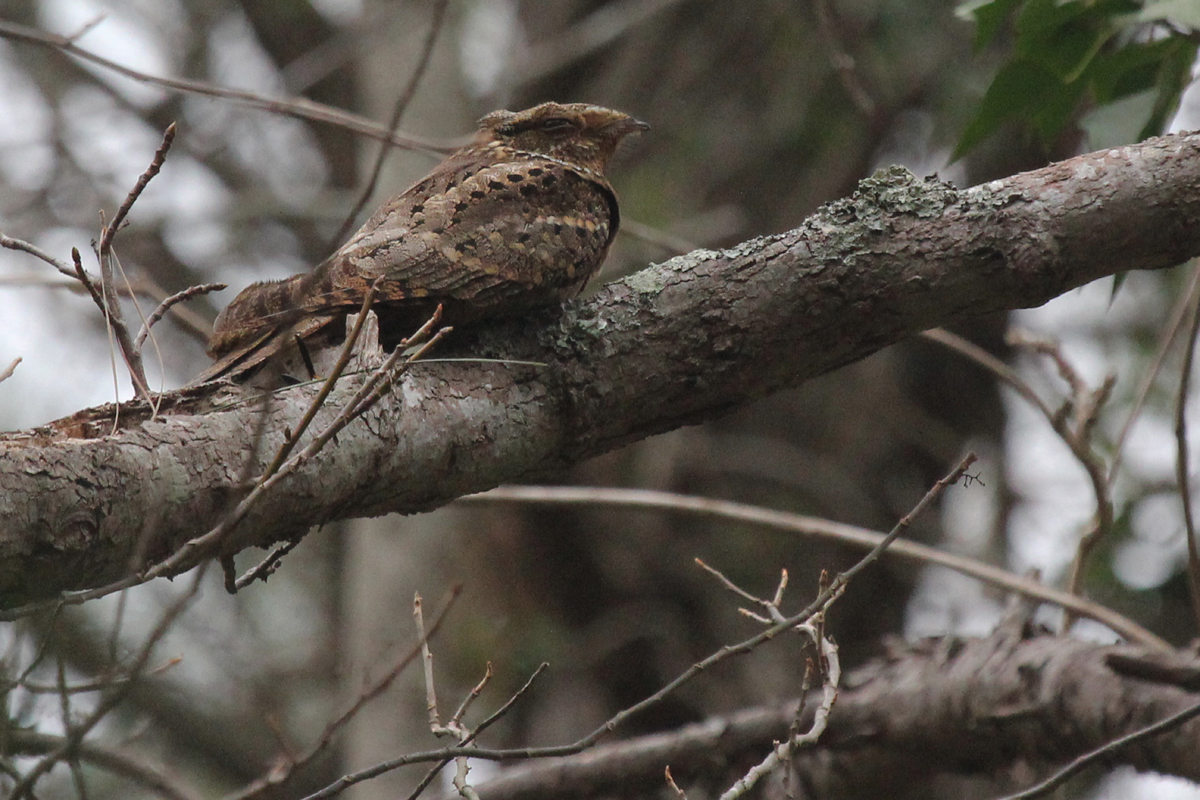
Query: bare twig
813,0,876,117
996,699,1200,800
1108,260,1200,484
460,485,1167,650
99,123,176,257
0,231,79,279
921,328,1052,419
226,586,462,800
93,123,178,402
719,625,840,799
403,663,549,800
300,457,975,799
1007,331,1116,605
1176,289,1200,629
0,20,449,154
7,729,199,800
232,537,303,590
6,565,208,799
133,283,226,351
331,0,450,246
926,327,1119,619
260,278,384,482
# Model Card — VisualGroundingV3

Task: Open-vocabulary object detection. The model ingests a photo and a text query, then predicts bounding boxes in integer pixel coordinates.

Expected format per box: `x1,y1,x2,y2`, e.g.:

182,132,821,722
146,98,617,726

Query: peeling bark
3,132,1200,606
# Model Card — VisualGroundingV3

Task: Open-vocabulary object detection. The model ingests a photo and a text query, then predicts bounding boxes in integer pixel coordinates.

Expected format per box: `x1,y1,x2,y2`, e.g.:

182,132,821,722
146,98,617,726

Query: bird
191,101,648,385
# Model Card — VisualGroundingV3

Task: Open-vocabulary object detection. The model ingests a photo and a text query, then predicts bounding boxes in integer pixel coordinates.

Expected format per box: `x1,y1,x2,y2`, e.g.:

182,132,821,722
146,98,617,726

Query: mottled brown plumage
192,102,647,384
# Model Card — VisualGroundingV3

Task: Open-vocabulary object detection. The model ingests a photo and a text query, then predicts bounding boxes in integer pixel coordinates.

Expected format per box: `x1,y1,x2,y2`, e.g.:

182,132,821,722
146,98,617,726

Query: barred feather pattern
193,102,644,385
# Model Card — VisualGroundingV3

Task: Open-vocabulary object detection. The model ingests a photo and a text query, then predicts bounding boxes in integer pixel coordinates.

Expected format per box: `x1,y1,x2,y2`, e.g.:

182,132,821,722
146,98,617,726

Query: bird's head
477,102,648,174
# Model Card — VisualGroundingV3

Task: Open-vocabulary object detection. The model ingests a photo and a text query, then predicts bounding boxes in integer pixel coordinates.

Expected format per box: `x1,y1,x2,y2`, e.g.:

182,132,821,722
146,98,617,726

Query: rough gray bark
3,131,1200,607
440,626,1200,799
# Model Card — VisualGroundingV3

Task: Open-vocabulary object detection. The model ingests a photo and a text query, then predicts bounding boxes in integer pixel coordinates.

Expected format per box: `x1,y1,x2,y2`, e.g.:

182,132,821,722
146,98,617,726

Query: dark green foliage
954,0,1198,159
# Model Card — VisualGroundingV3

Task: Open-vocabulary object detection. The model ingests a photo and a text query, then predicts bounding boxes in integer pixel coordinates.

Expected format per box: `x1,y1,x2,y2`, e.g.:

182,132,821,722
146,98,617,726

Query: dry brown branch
300,456,969,799
6,565,208,798
462,485,1166,650
0,19,450,155
332,0,451,245
997,698,1200,800
6,729,199,800
133,283,226,352
1109,259,1200,484
225,586,461,800
431,633,1200,800
1176,286,1200,628
1008,331,1116,604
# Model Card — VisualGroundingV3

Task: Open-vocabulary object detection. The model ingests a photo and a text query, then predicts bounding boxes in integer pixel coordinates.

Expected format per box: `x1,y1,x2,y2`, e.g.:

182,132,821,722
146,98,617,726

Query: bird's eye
540,117,574,131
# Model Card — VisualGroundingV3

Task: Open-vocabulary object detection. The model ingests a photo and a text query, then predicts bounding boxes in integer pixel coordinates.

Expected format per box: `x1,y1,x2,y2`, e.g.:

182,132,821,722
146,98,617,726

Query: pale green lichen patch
624,266,671,295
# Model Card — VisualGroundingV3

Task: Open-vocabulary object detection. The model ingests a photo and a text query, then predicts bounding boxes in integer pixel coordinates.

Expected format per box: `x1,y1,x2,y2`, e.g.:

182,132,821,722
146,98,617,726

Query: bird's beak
608,115,650,136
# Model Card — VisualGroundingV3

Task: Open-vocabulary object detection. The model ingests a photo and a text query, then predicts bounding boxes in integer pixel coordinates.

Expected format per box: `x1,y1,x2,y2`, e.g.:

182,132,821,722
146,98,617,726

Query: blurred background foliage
1,0,1200,797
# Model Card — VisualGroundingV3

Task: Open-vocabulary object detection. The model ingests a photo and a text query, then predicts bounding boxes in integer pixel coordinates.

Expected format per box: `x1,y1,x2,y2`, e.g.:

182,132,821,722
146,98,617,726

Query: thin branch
921,328,1052,419
1108,260,1200,484
98,123,175,258
813,0,876,117
402,663,549,800
928,327,1117,613
232,537,303,590
133,283,226,351
299,457,974,799
996,699,1200,800
0,19,450,155
225,586,462,800
6,565,208,799
260,278,383,482
7,730,199,800
0,231,79,279
331,0,450,246
459,485,1168,650
1176,286,1200,629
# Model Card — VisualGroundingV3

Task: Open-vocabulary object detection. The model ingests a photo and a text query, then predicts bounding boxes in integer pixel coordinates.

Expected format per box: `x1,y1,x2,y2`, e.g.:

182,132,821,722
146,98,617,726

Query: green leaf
1139,38,1199,139
957,0,1024,48
1110,272,1128,304
953,59,1062,159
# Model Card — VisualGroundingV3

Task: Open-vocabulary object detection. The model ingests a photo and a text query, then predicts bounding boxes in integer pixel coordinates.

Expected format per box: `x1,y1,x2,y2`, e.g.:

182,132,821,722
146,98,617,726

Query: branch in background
1175,280,1200,628
301,456,968,799
0,19,451,155
431,633,1200,800
331,0,451,246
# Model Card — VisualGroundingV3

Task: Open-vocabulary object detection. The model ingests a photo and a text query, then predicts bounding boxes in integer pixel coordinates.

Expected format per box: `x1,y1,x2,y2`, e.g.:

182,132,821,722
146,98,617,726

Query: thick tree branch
2,132,1200,606
438,629,1200,800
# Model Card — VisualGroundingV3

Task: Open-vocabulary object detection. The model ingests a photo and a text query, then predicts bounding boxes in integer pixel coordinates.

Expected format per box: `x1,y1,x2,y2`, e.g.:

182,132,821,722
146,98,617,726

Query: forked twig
298,457,976,799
